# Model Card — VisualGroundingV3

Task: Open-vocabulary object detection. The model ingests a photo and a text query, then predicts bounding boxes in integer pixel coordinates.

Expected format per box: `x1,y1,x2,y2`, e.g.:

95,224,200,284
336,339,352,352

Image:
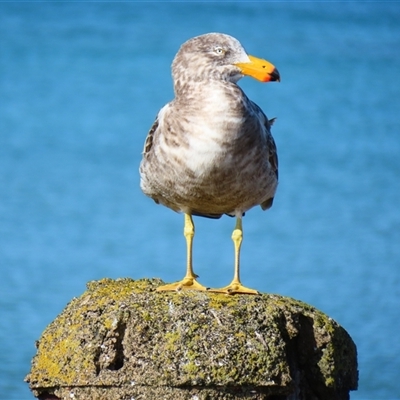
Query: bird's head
172,33,280,89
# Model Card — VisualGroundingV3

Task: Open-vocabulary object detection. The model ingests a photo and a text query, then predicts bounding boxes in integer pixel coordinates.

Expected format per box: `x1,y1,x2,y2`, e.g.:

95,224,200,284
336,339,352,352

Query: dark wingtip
191,211,223,219
261,197,274,210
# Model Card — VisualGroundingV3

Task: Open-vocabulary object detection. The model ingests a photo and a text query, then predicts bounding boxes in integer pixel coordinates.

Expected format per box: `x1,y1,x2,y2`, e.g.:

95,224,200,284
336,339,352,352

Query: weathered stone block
26,278,357,399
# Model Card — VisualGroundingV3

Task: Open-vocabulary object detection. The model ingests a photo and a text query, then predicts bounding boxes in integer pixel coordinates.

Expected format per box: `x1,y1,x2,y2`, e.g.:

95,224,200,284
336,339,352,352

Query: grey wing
142,116,159,159
251,102,279,211
266,123,278,181
140,114,161,203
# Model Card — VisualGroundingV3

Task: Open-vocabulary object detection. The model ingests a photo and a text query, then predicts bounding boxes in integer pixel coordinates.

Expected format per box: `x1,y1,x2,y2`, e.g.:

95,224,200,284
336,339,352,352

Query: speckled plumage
140,33,278,219
139,33,280,294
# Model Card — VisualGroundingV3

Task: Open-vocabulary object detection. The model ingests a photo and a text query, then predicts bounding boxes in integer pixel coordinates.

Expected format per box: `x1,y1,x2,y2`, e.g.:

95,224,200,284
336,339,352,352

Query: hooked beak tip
269,67,281,82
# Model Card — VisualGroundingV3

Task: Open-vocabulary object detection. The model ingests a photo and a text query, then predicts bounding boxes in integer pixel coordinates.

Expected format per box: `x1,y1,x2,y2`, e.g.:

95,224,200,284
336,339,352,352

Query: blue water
1,2,399,399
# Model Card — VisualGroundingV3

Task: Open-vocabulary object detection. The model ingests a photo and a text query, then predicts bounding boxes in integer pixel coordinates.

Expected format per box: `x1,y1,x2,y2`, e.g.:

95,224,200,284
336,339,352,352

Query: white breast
171,84,248,174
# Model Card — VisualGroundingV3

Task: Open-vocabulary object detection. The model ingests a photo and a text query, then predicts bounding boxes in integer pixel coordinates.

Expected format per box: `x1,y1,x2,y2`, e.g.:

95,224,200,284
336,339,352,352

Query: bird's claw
208,282,259,295
156,277,208,292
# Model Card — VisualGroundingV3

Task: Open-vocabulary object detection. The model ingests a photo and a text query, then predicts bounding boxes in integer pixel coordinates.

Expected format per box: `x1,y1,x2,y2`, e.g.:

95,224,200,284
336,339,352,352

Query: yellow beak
235,55,280,83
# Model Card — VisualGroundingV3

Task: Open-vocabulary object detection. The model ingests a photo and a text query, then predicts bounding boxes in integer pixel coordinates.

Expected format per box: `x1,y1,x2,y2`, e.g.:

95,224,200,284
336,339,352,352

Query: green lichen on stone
26,278,358,400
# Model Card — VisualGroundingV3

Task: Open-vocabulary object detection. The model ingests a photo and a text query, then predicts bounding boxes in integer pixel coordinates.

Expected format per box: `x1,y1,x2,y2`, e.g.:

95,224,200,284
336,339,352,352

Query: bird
139,33,280,295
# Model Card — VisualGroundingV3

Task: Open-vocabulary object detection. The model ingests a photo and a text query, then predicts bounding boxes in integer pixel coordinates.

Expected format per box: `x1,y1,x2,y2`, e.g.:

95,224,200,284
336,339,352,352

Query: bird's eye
214,46,225,55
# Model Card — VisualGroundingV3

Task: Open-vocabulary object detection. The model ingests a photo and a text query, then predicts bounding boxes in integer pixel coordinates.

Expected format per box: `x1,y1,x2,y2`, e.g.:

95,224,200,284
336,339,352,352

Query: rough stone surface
26,278,358,400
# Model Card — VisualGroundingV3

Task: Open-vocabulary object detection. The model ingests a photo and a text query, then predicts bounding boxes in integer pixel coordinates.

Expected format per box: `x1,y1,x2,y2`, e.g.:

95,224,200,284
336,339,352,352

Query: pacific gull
140,33,280,294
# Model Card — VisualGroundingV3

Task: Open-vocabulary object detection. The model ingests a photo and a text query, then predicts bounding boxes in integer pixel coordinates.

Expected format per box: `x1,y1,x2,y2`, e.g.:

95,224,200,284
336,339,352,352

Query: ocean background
1,2,399,399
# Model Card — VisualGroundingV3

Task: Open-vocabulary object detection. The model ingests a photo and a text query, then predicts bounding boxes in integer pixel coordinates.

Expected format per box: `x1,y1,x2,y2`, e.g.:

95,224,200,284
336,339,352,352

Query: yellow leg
209,217,259,295
157,213,208,292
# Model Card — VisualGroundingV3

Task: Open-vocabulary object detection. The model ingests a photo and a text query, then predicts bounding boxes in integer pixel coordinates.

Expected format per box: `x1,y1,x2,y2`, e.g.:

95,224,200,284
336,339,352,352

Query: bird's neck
174,80,247,117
